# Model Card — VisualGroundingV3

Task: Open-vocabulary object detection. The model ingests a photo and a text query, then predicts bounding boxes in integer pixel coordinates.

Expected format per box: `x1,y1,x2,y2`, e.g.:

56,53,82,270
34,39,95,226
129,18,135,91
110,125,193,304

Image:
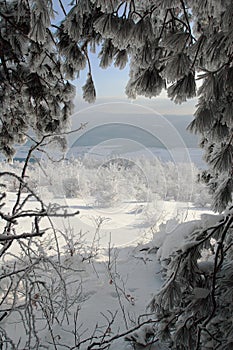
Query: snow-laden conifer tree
1,0,233,348
0,0,76,161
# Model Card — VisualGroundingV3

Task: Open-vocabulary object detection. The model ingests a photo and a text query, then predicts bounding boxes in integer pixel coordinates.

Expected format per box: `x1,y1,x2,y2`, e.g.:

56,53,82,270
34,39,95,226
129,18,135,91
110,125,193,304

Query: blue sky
74,48,197,115
75,50,131,98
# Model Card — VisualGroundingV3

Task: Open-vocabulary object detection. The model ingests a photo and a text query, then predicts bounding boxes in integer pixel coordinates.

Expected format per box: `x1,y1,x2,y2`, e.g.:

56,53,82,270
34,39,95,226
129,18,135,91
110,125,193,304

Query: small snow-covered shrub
62,177,79,198
27,157,209,207
1,156,211,208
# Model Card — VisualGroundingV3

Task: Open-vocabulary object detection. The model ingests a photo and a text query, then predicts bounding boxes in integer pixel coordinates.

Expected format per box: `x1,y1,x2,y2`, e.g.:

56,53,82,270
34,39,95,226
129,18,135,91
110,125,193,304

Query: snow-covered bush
13,157,210,208
62,177,79,198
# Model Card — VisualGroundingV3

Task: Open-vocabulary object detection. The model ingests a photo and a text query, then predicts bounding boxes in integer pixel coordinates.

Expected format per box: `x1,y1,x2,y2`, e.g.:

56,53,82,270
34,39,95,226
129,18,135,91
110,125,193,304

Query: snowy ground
0,148,215,349
1,188,213,349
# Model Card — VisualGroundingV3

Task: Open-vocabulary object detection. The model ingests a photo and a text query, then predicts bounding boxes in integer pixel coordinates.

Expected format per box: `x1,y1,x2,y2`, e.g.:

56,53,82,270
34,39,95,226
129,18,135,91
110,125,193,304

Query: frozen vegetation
0,155,214,349
1,156,210,208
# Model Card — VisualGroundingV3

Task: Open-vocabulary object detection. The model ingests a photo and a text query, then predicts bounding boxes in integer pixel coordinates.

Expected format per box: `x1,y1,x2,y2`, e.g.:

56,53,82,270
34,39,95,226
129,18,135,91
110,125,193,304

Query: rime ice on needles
0,0,74,159
29,0,52,44
163,53,192,83
63,10,83,42
209,144,233,173
98,39,117,69
167,72,196,104
112,17,134,50
132,18,153,47
94,13,120,38
114,49,128,70
162,32,191,52
82,73,96,103
126,66,166,99
94,0,119,13
187,102,214,134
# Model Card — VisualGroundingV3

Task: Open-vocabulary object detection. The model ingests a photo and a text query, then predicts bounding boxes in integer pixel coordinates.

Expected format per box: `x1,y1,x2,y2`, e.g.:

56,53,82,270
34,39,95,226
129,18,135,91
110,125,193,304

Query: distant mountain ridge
0,114,199,162
73,115,198,149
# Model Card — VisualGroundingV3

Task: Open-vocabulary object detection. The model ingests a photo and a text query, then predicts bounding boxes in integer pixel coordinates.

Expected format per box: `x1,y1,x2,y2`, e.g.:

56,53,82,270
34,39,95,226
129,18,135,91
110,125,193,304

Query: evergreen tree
0,0,75,161
1,1,233,348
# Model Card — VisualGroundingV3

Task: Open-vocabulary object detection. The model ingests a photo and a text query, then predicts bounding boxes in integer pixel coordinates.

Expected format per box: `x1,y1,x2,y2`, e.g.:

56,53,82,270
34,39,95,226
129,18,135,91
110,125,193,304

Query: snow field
0,156,214,349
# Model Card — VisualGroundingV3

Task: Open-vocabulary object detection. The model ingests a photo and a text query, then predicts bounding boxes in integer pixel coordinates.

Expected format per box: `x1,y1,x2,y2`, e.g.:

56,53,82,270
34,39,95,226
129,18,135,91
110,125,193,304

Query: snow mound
151,213,223,263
